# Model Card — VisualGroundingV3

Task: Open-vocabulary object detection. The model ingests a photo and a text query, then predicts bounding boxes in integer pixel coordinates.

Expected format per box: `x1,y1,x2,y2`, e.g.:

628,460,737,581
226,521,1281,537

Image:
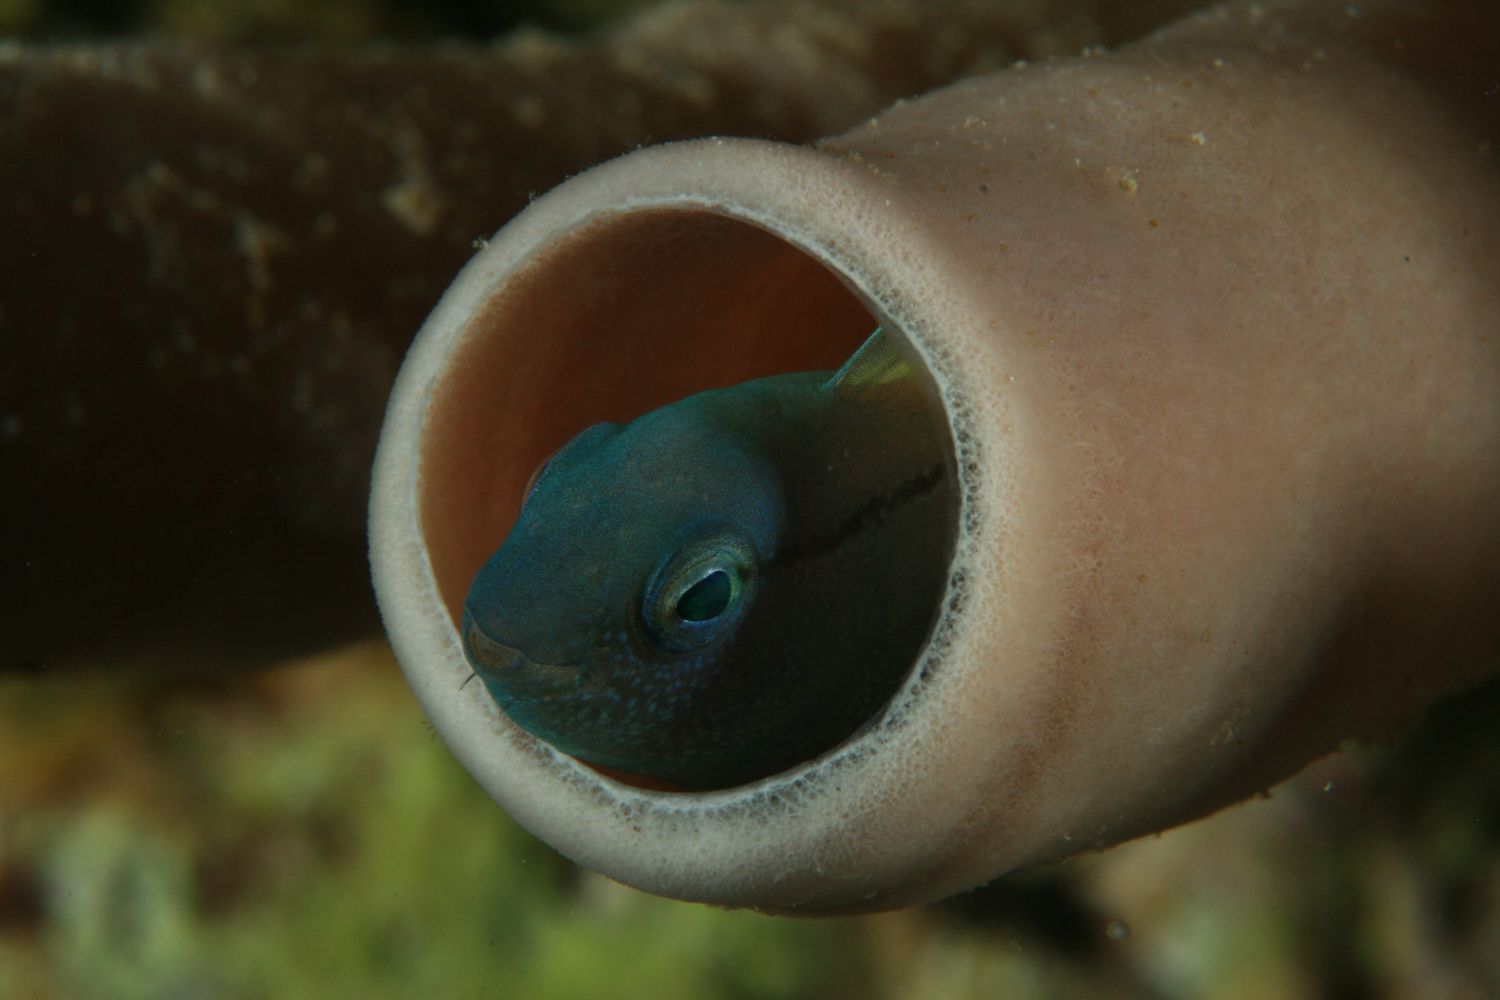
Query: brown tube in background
0,0,1188,671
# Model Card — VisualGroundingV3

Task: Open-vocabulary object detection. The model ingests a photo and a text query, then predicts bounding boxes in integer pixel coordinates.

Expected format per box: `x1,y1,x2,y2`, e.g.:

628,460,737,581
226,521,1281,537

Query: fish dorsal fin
824,327,911,398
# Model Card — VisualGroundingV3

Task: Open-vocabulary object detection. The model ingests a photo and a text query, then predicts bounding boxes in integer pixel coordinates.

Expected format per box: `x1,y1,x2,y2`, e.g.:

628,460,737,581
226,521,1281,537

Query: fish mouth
460,614,582,704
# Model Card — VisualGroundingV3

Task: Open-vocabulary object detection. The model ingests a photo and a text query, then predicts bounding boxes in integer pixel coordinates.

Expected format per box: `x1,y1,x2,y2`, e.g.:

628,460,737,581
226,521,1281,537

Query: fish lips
460,612,584,707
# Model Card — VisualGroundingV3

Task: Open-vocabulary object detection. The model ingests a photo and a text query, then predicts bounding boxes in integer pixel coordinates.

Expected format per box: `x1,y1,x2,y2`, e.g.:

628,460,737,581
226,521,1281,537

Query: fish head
461,405,784,767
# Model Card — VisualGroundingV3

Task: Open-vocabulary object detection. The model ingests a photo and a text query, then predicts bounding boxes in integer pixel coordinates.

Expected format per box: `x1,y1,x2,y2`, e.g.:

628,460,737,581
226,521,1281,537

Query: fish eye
674,568,736,622
642,532,757,652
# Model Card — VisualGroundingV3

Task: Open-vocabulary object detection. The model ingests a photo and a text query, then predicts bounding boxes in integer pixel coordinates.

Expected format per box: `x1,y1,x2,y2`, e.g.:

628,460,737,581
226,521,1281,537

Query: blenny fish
461,328,953,789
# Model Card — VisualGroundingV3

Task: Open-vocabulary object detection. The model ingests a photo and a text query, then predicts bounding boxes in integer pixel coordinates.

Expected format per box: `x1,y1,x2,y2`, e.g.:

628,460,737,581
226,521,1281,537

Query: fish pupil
675,570,733,622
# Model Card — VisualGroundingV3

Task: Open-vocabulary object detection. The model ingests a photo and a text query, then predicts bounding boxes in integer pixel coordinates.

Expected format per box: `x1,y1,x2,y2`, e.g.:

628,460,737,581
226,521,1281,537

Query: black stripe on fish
771,462,947,569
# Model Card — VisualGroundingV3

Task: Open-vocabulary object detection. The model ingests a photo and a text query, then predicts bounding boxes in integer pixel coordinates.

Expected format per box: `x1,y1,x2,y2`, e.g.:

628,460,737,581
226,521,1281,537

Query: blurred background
0,0,661,40
2,644,1497,999
2,1,1497,998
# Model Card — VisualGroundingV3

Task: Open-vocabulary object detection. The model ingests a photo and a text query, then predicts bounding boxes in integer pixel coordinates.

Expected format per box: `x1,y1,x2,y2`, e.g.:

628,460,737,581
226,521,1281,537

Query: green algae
0,648,1495,999
0,646,871,1000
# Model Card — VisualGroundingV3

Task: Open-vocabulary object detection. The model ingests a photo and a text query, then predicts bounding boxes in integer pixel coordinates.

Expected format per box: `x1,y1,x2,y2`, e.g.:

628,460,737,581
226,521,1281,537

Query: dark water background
0,0,659,40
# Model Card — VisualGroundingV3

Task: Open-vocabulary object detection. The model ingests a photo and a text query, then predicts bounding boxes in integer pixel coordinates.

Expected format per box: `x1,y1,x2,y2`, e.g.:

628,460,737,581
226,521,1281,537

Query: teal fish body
462,330,952,789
